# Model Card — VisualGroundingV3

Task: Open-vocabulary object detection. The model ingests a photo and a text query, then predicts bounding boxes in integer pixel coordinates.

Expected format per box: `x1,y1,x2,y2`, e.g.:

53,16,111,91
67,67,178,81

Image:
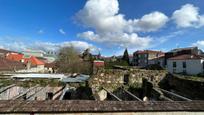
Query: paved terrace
0,100,204,113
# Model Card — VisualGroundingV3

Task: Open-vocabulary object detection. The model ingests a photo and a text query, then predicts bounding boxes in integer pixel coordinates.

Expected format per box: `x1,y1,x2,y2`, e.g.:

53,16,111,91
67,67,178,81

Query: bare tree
56,46,92,74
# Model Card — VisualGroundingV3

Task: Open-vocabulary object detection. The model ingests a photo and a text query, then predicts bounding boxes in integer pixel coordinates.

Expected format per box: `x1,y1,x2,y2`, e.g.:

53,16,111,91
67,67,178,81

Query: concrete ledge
0,100,204,113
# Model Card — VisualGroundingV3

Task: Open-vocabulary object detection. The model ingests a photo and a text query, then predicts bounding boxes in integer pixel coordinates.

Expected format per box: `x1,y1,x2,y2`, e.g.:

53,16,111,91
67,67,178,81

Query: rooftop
0,57,25,71
0,49,18,55
135,50,164,55
168,54,204,60
0,100,203,113
169,47,198,53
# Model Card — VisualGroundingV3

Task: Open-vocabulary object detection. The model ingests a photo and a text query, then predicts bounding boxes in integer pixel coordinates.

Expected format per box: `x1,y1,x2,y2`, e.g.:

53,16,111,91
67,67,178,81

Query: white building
167,54,204,75
22,49,45,57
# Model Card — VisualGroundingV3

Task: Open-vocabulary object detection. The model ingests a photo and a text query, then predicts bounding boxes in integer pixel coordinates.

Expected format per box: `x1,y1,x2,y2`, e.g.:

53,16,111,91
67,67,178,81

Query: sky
0,0,204,56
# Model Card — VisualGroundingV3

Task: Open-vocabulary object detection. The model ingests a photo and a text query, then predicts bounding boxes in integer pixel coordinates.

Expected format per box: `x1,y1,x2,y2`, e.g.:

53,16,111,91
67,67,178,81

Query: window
173,62,176,68
183,62,186,68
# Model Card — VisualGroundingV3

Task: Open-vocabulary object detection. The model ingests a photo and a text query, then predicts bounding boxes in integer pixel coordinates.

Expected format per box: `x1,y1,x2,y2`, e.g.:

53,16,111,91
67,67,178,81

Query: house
133,50,164,67
93,60,105,67
0,57,25,72
22,49,45,58
93,60,104,73
24,56,45,69
44,62,57,73
6,53,24,62
129,55,133,65
165,47,199,66
6,53,45,73
0,48,18,57
167,54,204,75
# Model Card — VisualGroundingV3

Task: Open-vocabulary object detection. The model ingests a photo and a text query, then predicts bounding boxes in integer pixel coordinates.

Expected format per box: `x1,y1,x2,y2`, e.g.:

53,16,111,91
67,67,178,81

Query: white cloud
30,41,99,53
172,4,204,28
0,35,99,54
127,11,169,32
59,29,66,35
78,31,153,49
192,40,204,50
76,0,169,49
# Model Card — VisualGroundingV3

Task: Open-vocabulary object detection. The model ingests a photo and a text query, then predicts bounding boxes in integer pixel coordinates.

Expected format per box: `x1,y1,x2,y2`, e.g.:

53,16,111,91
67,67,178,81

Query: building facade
133,50,164,67
167,54,204,75
165,47,199,66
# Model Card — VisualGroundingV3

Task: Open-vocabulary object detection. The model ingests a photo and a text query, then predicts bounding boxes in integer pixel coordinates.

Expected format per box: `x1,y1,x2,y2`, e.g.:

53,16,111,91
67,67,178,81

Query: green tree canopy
122,48,130,64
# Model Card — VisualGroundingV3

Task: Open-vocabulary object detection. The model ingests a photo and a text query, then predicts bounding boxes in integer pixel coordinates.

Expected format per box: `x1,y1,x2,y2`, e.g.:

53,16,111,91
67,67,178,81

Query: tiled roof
0,49,14,54
6,53,24,62
168,54,204,60
93,60,104,67
0,100,204,113
169,47,197,53
24,56,45,65
135,50,164,54
6,53,45,65
0,57,25,71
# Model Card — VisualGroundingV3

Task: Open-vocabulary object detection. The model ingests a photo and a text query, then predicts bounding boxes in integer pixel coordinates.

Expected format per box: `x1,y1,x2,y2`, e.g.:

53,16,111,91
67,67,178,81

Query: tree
56,46,93,74
82,48,93,61
122,48,130,65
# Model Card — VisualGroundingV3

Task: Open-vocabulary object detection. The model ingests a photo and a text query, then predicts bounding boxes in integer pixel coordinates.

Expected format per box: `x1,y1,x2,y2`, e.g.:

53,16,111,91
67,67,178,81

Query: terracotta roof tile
6,53,24,62
24,56,45,65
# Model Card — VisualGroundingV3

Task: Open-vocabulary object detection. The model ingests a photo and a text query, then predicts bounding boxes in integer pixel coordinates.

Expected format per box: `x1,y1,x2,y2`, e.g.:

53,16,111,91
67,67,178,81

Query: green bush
105,60,129,69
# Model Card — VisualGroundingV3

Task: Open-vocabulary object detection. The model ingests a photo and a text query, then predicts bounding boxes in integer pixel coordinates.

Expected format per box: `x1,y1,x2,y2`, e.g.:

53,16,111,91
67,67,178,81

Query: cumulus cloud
172,4,204,28
192,40,204,50
78,31,153,49
33,41,99,53
76,0,169,49
59,29,66,35
127,11,169,32
0,35,99,54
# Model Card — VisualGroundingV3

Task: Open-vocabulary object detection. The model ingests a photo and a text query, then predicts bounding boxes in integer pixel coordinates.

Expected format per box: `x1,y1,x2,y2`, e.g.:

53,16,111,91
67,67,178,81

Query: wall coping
0,100,204,113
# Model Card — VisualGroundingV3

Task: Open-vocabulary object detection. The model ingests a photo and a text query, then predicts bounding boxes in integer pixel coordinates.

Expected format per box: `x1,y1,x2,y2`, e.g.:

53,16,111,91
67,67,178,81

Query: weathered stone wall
129,69,167,87
167,74,204,100
89,69,124,92
89,69,167,92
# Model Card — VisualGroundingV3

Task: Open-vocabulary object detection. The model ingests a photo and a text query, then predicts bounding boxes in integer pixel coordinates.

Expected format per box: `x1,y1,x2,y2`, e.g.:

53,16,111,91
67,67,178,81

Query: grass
0,78,65,88
174,74,204,82
0,79,14,87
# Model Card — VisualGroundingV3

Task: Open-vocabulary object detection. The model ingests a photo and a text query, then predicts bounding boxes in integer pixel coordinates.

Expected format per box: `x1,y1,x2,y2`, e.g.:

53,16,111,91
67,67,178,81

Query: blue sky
0,0,204,56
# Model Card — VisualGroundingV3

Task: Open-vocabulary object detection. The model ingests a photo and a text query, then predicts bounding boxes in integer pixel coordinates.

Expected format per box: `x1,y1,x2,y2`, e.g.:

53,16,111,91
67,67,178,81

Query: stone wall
89,69,167,92
166,74,204,100
129,69,167,87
